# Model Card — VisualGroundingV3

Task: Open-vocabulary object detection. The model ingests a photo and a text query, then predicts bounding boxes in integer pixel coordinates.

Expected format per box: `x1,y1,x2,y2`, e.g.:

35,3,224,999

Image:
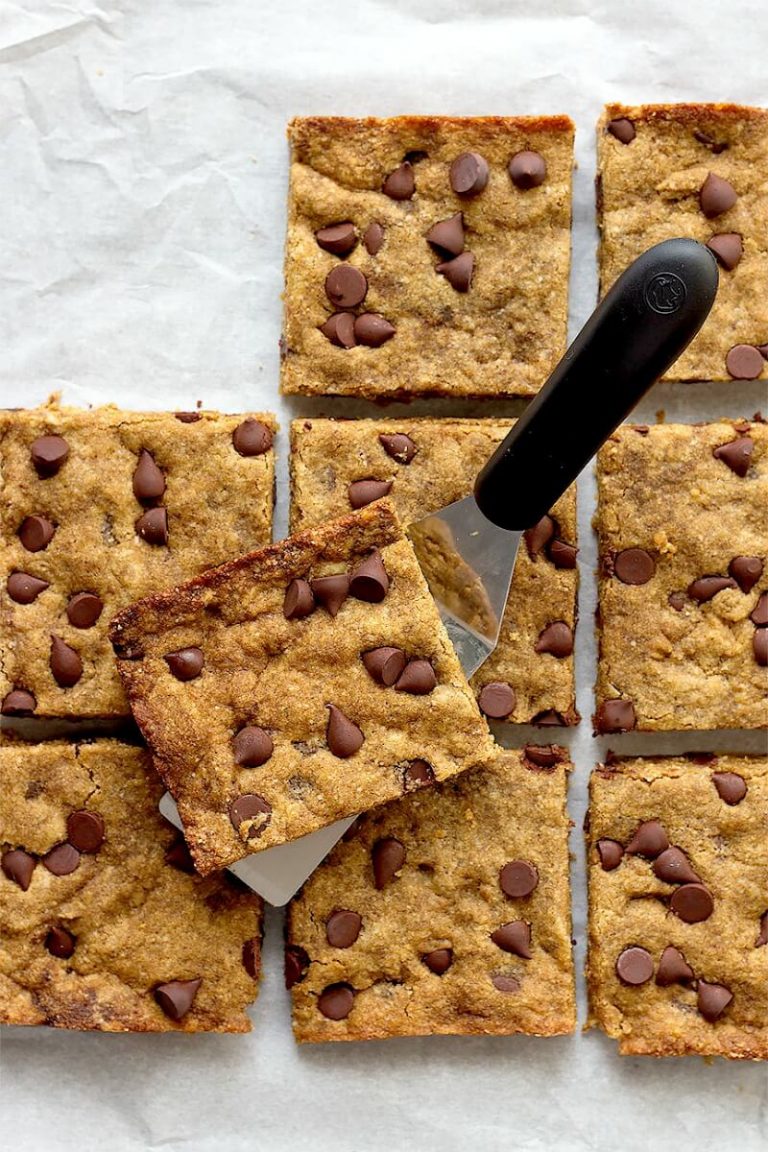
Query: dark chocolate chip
699,172,737,217
597,839,624,871
154,978,202,1021
132,450,166,503
233,726,273,767
7,572,49,604
523,745,562,769
164,647,204,681
426,213,465,256
46,926,75,958
18,515,56,552
712,771,748,805
499,860,538,898
310,573,350,617
534,621,573,658
449,152,489,196
66,592,103,629
697,980,732,1022
656,945,694,986
395,659,436,695
532,709,568,726
242,938,260,979
362,646,407,687
508,150,547,189
756,912,768,948
382,162,414,200
668,591,687,611
372,837,406,889
1,688,36,716
713,435,753,477
349,550,389,602
165,838,195,873
614,548,656,585
135,507,168,545
477,681,516,719
379,433,416,464
752,592,768,626
363,222,384,255
315,222,357,255
326,705,364,758
436,251,474,292
348,478,393,509
754,629,768,666
402,759,435,791
326,909,362,948
318,982,355,1020
524,515,556,558
726,344,764,380
43,842,81,876
729,555,763,593
687,575,738,602
422,948,452,974
325,265,368,309
670,883,714,923
229,794,272,840
1,849,36,890
66,810,105,853
595,699,636,733
653,846,700,884
285,944,310,988
50,635,83,688
706,232,743,271
694,129,728,153
175,411,201,423
320,312,357,348
607,118,636,144
625,819,669,858
491,974,521,993
284,578,316,620
548,539,578,569
491,920,532,959
354,314,396,347
233,419,273,457
30,435,69,478
615,946,654,985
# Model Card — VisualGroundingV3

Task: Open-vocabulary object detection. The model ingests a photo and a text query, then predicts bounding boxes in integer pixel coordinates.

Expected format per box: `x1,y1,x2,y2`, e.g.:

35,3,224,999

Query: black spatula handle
473,238,718,530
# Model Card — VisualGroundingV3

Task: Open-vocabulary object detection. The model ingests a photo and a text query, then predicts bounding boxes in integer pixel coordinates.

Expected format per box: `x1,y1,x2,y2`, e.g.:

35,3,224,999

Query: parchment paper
0,2,767,1149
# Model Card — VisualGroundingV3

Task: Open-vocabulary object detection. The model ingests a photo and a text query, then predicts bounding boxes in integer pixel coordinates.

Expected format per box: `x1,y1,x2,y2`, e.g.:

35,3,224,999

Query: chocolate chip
449,152,489,196
706,232,743,270
310,574,350,617
354,314,395,347
670,883,714,923
595,699,636,733
348,479,393,509
318,983,355,1020
7,572,49,604
46,926,75,958
154,978,202,1021
18,515,56,552
315,222,357,255
508,150,547,189
426,213,465,257
326,705,364,758
175,411,201,423
491,920,532,959
625,819,669,858
687,575,738,602
135,507,168,545
607,118,636,144
229,794,272,840
758,344,768,360
534,621,573,658
403,760,435,790
284,578,316,620
499,860,538,898
363,222,384,255
379,433,416,464
165,838,195,873
395,659,437,695
30,434,69,478
523,745,562,769
320,312,356,348
524,516,556,558
712,771,748,805
477,682,515,720
436,251,474,292
43,842,81,876
549,539,578,569
66,810,105,853
1,849,36,890
422,948,452,974
729,556,763,593
668,591,687,611
233,419,273,457
382,162,414,200
697,980,732,1022
615,946,653,986
326,909,362,948
362,646,407,687
164,647,204,681
285,944,310,988
656,945,694,986
597,839,624,871
372,837,406,889
132,450,166,503
752,593,768,626
349,549,389,602
754,629,768,666
713,435,753,476
614,548,656,585
694,129,728,153
325,265,368,309
699,172,737,217
756,912,768,948
491,974,521,993
726,344,764,380
233,726,273,767
242,938,260,979
653,846,700,884
50,635,83,688
66,592,103,629
1,688,36,716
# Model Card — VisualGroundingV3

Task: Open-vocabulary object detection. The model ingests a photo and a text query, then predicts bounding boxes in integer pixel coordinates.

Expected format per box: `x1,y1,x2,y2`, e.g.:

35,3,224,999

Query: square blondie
291,418,579,726
0,740,262,1032
282,115,574,398
0,402,276,718
287,747,575,1043
594,420,767,732
110,501,495,876
587,756,768,1059
597,103,768,382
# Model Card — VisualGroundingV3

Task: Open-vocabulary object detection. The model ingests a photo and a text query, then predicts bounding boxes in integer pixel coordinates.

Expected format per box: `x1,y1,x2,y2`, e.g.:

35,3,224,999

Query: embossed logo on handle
644,272,687,315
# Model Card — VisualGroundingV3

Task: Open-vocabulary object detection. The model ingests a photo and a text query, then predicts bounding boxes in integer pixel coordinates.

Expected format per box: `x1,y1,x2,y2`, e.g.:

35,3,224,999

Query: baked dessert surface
282,115,574,398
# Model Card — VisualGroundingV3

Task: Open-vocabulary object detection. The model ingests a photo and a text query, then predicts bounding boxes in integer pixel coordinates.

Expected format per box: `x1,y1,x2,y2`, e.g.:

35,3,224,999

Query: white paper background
1,2,767,1149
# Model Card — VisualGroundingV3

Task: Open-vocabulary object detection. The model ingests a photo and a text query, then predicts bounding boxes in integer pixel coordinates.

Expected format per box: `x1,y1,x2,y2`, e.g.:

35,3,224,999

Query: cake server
161,237,718,904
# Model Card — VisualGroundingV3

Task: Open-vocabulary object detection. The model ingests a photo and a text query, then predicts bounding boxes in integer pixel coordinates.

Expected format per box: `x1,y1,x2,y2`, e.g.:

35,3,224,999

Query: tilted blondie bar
282,116,574,399
291,419,579,726
598,103,768,382
594,420,767,732
0,740,262,1032
111,501,495,875
0,401,276,718
287,747,575,1043
587,755,767,1059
